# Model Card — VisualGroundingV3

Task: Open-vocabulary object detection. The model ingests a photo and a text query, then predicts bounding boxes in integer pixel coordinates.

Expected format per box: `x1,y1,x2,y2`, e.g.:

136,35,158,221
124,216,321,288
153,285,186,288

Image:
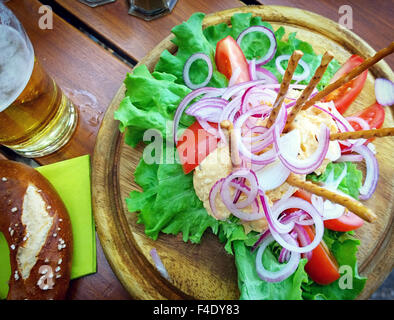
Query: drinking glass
0,3,78,158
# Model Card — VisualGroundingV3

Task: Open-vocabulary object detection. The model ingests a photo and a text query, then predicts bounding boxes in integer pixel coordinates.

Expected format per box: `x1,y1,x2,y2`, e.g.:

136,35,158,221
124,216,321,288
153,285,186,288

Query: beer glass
0,3,78,158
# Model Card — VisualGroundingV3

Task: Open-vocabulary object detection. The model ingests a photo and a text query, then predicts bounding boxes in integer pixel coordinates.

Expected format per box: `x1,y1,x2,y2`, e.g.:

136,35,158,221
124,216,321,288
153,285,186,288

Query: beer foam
0,25,34,112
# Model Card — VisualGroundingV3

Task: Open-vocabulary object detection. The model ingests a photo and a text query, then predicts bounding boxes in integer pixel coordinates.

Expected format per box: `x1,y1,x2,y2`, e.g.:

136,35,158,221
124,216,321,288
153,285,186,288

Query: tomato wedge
301,225,340,285
290,191,340,284
348,102,385,131
339,102,386,150
323,210,364,232
291,189,363,232
176,121,219,174
215,36,250,84
324,55,368,114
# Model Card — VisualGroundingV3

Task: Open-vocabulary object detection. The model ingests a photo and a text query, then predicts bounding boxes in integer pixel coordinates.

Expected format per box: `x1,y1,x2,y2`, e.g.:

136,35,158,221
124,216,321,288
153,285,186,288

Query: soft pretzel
0,160,73,300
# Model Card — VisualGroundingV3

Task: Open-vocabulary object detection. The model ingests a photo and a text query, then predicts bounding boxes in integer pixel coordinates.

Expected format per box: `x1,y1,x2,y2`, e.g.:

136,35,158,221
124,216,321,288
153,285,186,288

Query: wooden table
3,0,393,300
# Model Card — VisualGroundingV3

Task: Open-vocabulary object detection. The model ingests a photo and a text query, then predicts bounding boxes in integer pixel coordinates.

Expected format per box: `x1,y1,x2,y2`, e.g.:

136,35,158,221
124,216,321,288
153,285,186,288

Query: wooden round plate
92,5,393,300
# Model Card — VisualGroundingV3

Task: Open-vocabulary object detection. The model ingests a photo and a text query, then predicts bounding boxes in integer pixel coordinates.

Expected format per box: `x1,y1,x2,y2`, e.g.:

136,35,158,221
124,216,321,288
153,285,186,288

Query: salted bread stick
330,127,394,141
220,120,242,169
286,173,377,223
285,51,334,131
301,42,394,110
266,50,304,128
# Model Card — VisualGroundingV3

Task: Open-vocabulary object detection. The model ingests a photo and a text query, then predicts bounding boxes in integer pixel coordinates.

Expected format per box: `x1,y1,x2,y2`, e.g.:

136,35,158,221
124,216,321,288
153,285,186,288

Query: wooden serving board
92,5,394,300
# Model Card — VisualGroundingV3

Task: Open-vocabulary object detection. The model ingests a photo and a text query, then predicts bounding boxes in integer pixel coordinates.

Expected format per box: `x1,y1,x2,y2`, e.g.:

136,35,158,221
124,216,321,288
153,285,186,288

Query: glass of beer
0,3,78,158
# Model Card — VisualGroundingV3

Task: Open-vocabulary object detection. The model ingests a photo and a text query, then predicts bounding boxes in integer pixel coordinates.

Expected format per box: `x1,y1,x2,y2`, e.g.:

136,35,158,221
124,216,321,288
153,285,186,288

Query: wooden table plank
6,0,132,300
53,0,244,62
255,0,394,68
6,0,132,165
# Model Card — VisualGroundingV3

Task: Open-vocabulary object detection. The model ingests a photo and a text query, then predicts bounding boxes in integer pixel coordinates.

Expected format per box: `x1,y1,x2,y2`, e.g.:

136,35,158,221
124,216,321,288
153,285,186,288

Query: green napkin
0,155,96,299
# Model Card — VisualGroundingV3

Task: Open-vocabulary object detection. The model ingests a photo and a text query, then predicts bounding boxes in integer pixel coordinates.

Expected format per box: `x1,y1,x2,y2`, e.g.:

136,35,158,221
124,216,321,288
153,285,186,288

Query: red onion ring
173,87,224,144
150,248,171,281
375,78,394,107
235,104,287,165
220,168,264,221
255,233,300,282
183,53,213,90
256,67,278,84
269,197,324,254
353,144,379,200
275,55,311,82
274,123,330,175
237,26,277,66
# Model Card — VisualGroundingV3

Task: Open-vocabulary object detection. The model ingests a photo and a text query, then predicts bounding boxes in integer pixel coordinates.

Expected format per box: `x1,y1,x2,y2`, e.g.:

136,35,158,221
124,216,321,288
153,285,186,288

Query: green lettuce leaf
114,65,192,147
234,240,309,300
307,162,363,199
302,230,367,300
154,12,228,88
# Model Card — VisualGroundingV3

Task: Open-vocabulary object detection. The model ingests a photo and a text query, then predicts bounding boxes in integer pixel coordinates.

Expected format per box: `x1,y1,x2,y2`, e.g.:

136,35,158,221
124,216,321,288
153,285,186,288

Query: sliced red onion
150,248,171,281
209,178,226,221
274,124,330,175
173,87,223,144
259,190,295,235
235,105,287,165
275,55,311,82
293,225,312,260
220,168,264,221
375,78,394,107
185,97,228,122
237,26,277,66
353,144,379,200
249,59,257,81
197,118,221,138
256,67,278,84
255,233,300,282
240,86,275,114
221,79,267,100
335,154,364,162
251,229,270,252
269,197,324,254
183,53,213,90
278,247,292,263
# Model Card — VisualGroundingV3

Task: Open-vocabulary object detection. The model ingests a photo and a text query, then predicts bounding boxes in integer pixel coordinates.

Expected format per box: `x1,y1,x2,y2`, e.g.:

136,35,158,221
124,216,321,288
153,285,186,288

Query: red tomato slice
349,102,385,130
340,102,386,150
176,121,219,174
291,189,363,232
215,36,250,84
324,210,364,232
301,225,340,285
291,192,340,284
324,55,368,114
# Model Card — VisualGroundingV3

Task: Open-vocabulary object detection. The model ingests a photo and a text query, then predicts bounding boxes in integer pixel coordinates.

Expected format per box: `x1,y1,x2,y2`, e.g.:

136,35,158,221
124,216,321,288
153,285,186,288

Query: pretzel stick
266,50,304,127
220,120,242,169
286,173,377,223
284,51,334,131
301,42,394,110
330,127,394,141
